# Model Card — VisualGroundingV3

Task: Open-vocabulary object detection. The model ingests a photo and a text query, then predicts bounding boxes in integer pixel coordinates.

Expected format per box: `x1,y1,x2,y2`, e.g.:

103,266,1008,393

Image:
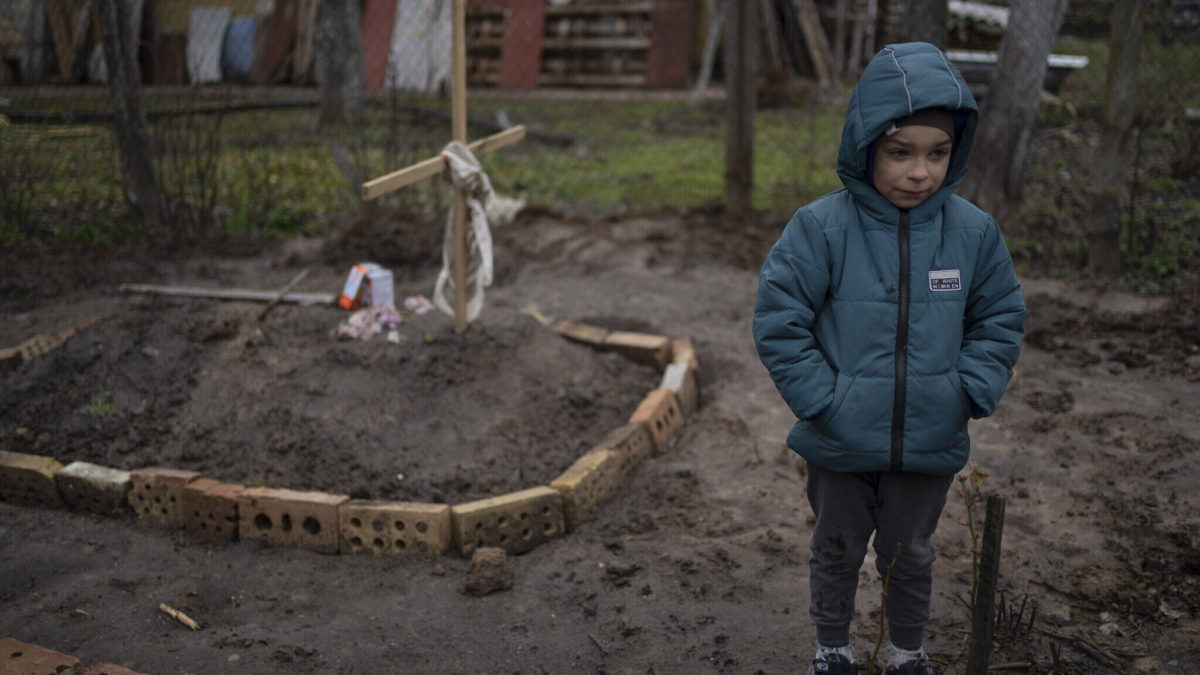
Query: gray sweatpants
806,463,954,651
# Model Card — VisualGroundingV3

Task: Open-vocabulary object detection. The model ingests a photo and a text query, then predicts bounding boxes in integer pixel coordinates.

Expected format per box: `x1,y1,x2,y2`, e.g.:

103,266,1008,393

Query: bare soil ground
1,209,1198,674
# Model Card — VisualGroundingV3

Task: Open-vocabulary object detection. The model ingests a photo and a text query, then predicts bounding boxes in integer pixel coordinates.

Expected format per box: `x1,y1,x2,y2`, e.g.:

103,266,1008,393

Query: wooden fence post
968,494,1007,674
724,0,756,213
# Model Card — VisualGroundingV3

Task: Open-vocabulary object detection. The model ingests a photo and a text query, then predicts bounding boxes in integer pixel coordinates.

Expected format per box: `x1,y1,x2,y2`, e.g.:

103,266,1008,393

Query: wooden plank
690,0,724,104
293,0,318,83
759,0,784,72
45,0,76,81
469,124,526,155
545,3,654,16
120,284,336,305
361,125,525,200
538,73,645,87
541,37,650,50
794,0,833,85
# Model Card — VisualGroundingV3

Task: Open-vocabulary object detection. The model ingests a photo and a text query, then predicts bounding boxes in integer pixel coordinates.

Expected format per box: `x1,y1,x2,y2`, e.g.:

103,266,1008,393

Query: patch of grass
83,394,119,420
1056,31,1200,121
6,92,844,242
480,98,842,213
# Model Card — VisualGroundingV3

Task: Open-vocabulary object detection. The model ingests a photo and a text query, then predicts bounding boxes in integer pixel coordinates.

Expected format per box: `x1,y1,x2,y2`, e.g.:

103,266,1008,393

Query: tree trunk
724,0,757,213
96,0,160,230
1087,0,1145,275
904,0,948,48
315,0,365,126
961,0,1068,222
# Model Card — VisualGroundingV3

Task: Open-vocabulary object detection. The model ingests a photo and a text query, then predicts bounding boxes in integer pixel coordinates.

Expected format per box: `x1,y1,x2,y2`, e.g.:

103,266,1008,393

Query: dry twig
159,602,201,631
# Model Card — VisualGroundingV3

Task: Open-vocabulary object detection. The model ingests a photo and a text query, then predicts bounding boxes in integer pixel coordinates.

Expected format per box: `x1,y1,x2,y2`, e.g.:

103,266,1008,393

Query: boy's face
871,125,953,209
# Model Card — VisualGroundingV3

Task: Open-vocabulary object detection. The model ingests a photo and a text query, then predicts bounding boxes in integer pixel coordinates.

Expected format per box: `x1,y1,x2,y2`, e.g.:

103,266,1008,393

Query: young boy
753,43,1025,674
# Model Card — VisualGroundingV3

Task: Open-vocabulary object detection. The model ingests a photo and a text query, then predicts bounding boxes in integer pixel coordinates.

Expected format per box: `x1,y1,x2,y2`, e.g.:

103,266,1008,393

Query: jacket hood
836,42,979,223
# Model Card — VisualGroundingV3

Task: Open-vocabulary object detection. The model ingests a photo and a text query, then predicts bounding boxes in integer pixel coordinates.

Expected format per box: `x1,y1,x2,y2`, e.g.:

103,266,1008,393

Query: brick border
0,320,700,559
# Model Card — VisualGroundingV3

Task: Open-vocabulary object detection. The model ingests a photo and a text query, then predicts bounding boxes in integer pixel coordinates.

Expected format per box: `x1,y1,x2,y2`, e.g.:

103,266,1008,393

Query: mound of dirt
0,264,660,506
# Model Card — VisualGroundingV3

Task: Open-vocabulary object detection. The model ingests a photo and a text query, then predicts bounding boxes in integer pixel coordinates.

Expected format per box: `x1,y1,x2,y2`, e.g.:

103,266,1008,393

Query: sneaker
807,652,859,675
883,656,936,674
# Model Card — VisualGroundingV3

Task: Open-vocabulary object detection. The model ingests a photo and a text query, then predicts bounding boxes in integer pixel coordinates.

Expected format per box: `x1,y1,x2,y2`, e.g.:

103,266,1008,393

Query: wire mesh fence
1027,1,1200,278
0,0,1197,276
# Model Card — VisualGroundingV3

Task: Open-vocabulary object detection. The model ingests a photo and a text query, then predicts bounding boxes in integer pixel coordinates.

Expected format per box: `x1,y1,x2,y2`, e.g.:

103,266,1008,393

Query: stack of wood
466,4,505,86
751,0,882,87
465,0,694,89
687,0,887,104
539,2,655,87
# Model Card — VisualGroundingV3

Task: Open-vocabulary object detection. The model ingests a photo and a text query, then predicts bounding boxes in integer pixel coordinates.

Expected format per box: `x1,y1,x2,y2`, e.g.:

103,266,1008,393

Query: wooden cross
361,0,525,332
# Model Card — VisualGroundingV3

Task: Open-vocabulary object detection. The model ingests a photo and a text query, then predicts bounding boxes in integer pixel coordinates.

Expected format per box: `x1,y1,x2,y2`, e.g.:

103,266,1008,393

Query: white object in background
386,0,451,93
187,7,231,84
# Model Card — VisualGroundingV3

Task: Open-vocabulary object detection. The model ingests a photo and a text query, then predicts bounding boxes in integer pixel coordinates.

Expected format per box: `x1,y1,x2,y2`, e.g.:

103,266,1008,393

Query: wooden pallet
466,0,693,89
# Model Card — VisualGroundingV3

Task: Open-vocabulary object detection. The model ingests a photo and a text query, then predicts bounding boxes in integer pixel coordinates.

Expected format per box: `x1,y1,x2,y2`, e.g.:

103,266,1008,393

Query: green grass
4,94,845,244
3,47,1197,284
1055,32,1200,120
83,393,119,420
473,97,842,213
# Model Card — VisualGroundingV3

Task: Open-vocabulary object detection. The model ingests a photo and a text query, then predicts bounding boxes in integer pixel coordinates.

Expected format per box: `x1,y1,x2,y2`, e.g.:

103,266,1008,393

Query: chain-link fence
1021,1,1200,278
1,0,1198,276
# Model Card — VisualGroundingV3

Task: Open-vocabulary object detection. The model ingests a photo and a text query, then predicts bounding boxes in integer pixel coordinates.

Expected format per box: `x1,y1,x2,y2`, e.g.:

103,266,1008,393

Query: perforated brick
671,336,700,372
339,500,452,556
0,637,80,674
238,487,348,554
629,388,684,454
660,360,700,416
127,467,202,527
552,446,633,532
597,422,655,467
549,318,610,347
549,423,654,532
56,461,131,516
603,330,672,368
0,450,64,508
182,479,244,544
452,486,564,557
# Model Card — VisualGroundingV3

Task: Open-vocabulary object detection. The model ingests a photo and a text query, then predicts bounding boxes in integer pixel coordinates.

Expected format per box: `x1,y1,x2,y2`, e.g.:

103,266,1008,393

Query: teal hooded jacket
753,42,1025,476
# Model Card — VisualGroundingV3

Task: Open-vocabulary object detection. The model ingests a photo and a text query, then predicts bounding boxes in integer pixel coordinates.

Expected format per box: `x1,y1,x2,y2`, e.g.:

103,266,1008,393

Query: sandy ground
1,209,1198,674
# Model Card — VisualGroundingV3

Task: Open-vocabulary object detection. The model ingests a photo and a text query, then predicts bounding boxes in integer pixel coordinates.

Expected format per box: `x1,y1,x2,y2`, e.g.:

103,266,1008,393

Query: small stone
465,547,513,596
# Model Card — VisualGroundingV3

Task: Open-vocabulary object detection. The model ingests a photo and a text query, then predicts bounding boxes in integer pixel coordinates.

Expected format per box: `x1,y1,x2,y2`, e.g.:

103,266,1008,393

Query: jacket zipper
890,209,911,472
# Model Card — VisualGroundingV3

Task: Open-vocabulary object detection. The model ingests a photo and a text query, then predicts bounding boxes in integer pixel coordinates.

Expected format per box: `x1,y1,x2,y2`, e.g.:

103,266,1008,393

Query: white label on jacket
929,269,961,292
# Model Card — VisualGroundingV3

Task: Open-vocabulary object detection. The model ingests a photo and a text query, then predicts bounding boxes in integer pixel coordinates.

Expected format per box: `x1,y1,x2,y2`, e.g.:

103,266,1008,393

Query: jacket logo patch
929,269,961,292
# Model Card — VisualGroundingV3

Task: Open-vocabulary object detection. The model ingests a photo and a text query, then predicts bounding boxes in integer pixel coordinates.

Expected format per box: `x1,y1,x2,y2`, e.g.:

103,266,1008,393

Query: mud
1,209,1198,674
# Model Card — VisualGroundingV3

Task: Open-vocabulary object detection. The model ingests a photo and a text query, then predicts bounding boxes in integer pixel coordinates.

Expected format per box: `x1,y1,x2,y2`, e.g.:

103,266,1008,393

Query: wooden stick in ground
967,494,1007,674
159,602,201,631
259,268,310,321
451,0,469,333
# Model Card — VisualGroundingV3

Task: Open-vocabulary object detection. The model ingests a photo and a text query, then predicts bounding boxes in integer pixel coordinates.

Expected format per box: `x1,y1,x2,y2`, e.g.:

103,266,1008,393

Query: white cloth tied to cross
432,141,524,324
